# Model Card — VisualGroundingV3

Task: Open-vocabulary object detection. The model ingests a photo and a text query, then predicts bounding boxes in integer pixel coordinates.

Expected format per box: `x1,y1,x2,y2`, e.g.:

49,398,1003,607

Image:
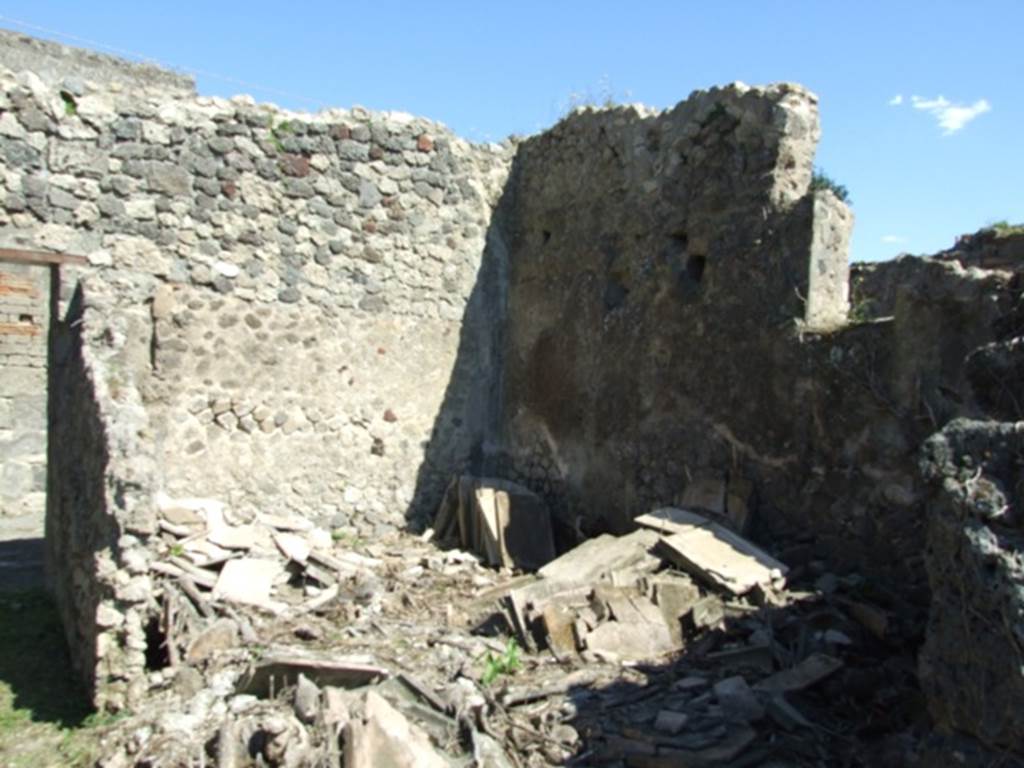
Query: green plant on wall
987,220,1024,238
59,90,77,117
811,167,850,204
268,118,294,152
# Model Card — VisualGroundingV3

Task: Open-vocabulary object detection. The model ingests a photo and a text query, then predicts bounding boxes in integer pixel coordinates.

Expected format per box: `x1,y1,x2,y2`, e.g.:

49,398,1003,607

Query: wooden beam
0,248,88,266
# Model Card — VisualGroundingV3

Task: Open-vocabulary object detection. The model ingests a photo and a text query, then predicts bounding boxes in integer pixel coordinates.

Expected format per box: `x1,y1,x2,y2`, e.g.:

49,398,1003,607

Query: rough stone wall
0,57,508,706
0,261,48,518
47,282,158,710
494,84,856,538
0,63,510,539
493,85,1012,592
919,419,1024,753
0,28,195,95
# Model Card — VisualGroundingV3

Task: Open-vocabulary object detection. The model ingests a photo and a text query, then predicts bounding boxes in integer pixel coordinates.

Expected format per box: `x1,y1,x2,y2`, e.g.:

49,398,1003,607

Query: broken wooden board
435,476,556,571
538,529,661,585
754,653,843,693
240,649,388,696
640,507,787,594
485,482,557,571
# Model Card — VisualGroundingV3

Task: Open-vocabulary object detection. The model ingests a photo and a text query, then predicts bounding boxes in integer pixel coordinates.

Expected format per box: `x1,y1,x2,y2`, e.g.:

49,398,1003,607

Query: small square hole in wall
18,314,33,324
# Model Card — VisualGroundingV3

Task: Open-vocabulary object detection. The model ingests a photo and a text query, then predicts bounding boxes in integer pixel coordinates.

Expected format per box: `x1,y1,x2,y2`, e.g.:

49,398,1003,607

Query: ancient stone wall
492,85,1009,590
0,28,195,95
0,261,48,519
0,63,510,540
47,282,159,710
493,85,857,538
5,35,1020,755
0,60,509,704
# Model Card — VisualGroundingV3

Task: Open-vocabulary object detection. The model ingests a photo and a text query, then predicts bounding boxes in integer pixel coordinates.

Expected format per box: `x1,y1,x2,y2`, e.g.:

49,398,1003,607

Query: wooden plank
0,248,88,266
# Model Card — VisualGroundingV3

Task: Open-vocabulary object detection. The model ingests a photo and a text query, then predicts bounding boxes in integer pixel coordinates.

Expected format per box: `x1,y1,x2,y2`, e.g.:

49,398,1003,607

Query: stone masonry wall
0,59,509,705
493,84,1010,597
0,28,195,95
47,282,159,710
0,260,48,519
0,63,510,538
494,85,855,537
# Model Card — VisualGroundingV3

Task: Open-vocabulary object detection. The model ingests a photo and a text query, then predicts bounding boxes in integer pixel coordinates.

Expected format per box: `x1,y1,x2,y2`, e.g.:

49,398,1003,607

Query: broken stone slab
240,649,388,697
185,618,240,664
293,673,320,724
583,619,676,660
713,675,765,722
538,528,661,585
754,653,843,693
502,580,592,650
212,557,285,609
273,531,311,564
167,555,218,589
258,512,314,532
653,710,689,734
650,573,702,644
155,491,224,524
207,523,260,551
705,643,774,673
641,507,787,594
345,690,450,768
595,585,676,642
691,595,725,629
181,538,234,566
765,693,812,730
541,603,578,657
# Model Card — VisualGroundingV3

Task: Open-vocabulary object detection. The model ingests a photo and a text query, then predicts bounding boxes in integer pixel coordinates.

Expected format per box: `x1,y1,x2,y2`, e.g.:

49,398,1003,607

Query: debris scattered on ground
91,489,931,767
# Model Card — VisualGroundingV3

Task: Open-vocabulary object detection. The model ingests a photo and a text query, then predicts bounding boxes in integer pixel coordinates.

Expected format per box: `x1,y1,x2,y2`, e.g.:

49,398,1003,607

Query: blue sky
0,1,1020,262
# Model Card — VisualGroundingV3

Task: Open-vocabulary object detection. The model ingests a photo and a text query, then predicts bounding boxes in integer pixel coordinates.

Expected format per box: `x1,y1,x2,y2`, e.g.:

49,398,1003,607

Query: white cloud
888,94,903,106
911,95,991,134
881,235,908,244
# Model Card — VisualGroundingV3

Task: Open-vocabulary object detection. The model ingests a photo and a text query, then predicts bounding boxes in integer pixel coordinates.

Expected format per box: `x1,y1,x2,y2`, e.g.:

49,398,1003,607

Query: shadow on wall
44,283,113,704
404,175,515,530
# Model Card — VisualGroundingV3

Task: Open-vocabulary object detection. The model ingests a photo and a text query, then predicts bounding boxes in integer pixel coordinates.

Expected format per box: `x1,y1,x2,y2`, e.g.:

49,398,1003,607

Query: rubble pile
91,482,931,767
